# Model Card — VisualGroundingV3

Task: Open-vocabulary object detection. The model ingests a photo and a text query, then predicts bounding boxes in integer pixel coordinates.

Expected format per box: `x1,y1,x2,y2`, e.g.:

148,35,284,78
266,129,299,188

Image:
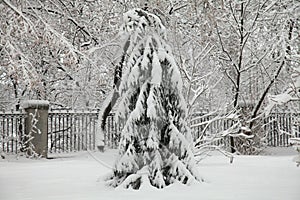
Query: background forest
1,0,299,113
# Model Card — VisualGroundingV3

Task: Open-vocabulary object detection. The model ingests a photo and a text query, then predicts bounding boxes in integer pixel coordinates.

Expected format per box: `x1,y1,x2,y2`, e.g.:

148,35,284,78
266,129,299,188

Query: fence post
22,100,49,158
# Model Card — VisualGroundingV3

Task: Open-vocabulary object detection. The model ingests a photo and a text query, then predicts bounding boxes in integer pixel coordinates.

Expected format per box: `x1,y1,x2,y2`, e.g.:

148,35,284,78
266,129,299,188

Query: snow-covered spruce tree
105,8,201,189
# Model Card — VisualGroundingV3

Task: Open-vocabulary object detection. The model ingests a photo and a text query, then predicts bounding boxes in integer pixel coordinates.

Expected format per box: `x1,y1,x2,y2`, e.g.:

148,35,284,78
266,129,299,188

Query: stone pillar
22,100,49,158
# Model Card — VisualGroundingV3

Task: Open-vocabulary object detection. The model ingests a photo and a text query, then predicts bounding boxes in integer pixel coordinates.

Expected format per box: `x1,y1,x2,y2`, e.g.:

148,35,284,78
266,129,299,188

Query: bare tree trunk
250,60,285,129
9,75,20,111
250,18,294,128
97,39,130,149
230,2,245,153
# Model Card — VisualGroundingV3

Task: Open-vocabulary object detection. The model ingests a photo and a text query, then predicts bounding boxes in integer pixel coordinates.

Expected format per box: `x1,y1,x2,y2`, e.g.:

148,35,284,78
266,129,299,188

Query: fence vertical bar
20,116,24,153
77,114,81,151
287,113,291,146
271,114,277,146
70,113,73,152
6,116,9,152
297,113,300,138
111,115,114,148
58,114,61,152
85,114,88,150
77,113,80,151
14,117,17,153
279,113,283,146
268,115,271,146
274,114,277,146
79,113,82,150
74,114,77,151
10,115,13,153
16,115,20,154
82,113,85,150
275,114,278,146
280,113,283,146
1,115,4,152
93,114,97,150
50,113,53,152
54,114,57,152
81,113,84,150
89,114,92,150
284,113,287,146
66,113,69,152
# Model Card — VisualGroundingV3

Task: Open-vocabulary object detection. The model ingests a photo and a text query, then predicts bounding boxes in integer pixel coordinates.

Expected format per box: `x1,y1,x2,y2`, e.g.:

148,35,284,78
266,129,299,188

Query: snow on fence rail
1,110,299,154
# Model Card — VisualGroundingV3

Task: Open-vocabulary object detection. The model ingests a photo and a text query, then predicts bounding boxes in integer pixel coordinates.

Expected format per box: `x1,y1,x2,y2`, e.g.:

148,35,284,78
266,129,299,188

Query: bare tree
209,0,299,154
0,0,121,110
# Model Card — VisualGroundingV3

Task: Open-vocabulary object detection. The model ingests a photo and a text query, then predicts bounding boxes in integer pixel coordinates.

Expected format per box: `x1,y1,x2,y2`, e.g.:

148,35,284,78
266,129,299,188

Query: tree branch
250,59,285,128
3,0,38,37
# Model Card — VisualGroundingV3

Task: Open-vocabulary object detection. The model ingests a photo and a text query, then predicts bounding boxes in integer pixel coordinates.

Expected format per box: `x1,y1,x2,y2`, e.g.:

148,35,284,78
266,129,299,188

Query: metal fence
48,110,98,152
266,113,300,146
0,110,118,154
1,110,299,154
190,113,233,147
0,111,26,154
190,112,300,147
48,110,118,152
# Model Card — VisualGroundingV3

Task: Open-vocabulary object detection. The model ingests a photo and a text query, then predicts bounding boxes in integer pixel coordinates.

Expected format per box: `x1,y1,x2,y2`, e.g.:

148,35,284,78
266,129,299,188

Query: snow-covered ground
0,148,299,200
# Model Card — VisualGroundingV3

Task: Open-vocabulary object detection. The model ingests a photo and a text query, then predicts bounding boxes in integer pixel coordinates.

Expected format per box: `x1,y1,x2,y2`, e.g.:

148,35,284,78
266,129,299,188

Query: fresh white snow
0,148,299,200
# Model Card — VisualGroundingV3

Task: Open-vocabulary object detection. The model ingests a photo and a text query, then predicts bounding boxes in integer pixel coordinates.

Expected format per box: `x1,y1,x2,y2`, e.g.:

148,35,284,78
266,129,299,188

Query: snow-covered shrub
192,110,265,160
105,8,201,189
192,112,236,162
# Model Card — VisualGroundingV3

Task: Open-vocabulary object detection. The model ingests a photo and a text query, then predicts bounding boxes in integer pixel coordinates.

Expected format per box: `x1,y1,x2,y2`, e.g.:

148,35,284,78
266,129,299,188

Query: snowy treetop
120,8,167,41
